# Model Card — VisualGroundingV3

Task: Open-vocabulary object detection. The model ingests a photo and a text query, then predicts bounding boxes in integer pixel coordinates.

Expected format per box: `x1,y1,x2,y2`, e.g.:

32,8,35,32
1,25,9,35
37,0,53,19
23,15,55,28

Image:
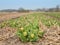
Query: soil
0,25,60,45
0,12,32,23
0,12,60,45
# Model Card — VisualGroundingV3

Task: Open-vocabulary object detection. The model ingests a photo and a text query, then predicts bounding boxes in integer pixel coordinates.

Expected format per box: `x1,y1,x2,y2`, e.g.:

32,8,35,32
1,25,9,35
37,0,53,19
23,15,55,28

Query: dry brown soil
0,12,60,45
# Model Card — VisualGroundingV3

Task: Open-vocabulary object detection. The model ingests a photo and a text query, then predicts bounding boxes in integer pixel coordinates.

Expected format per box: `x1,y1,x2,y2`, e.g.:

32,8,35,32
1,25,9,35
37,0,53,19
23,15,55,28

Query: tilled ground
0,25,60,45
0,12,60,45
0,12,32,23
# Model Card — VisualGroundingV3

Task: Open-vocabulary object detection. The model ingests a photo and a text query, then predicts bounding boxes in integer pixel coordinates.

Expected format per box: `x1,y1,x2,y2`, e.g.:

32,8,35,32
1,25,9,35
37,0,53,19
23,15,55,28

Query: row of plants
1,13,60,28
43,12,60,26
16,20,44,42
0,12,60,42
43,12,60,19
0,14,44,42
32,13,60,27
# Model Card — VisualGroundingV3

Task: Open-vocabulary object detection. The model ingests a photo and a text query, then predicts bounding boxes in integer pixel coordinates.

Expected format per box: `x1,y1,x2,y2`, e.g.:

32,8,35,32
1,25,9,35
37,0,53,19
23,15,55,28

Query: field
0,12,60,45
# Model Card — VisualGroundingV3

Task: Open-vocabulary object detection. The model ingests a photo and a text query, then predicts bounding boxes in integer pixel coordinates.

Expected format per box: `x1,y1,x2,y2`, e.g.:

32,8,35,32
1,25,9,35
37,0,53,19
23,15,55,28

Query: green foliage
16,22,44,42
0,12,60,42
0,12,60,28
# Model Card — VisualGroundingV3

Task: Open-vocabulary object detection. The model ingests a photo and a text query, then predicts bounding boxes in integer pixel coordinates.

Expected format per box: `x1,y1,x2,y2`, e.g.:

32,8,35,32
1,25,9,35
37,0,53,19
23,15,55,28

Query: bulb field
0,12,60,45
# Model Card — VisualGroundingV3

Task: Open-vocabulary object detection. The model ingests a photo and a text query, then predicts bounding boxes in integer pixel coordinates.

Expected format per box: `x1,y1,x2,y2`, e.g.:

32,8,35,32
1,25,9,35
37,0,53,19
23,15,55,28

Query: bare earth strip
0,12,33,23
